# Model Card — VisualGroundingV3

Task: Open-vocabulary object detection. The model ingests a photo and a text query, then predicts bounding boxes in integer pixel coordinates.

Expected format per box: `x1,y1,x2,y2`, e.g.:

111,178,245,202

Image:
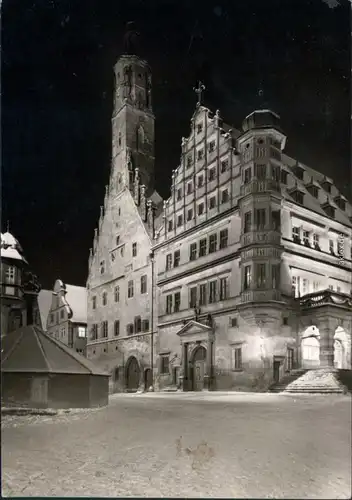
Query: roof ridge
35,326,52,372
1,329,25,363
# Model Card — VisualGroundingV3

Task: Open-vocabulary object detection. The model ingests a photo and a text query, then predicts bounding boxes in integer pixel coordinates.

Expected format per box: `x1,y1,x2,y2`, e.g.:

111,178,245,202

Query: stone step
282,369,351,394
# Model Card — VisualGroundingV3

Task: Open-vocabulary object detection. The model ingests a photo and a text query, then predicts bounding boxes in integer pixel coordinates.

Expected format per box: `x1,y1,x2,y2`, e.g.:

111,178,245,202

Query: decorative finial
123,21,140,56
193,81,205,106
257,84,265,109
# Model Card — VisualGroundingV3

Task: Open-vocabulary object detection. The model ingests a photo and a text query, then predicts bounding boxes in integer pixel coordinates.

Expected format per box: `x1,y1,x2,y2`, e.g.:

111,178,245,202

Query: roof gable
177,320,211,337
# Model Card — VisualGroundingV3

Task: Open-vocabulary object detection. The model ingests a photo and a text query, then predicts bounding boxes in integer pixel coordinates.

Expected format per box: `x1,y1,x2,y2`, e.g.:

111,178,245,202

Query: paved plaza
1,392,351,498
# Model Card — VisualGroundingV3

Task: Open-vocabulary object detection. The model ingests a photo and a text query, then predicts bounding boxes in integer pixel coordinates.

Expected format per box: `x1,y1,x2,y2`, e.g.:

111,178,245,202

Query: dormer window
197,123,203,134
321,201,335,218
334,196,346,211
289,186,304,205
321,180,332,193
293,164,304,180
307,185,319,198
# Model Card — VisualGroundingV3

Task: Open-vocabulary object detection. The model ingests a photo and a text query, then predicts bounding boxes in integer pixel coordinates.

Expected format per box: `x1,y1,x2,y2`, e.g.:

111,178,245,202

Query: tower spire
193,81,205,106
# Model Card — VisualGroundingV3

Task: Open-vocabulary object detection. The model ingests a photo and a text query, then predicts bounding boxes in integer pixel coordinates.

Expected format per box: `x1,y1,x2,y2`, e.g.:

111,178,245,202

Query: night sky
2,0,351,289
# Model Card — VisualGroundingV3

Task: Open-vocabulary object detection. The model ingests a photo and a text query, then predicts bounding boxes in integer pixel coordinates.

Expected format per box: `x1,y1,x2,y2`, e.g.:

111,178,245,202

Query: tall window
221,159,229,173
91,324,98,340
174,250,180,267
92,296,97,310
197,175,204,188
187,208,193,221
134,316,142,333
102,292,107,306
160,355,170,374
209,281,217,304
168,220,173,232
114,286,120,302
208,168,216,181
292,226,300,242
177,188,182,200
244,168,252,184
189,243,197,261
219,229,228,249
272,166,280,182
187,155,192,168
190,287,197,308
198,202,205,215
78,327,86,338
209,233,217,253
272,265,280,289
199,284,207,306
256,164,266,180
197,148,204,160
174,292,181,312
244,266,252,290
232,346,243,370
127,323,134,335
272,211,280,230
209,196,216,209
187,182,193,194
128,280,134,298
208,140,215,152
141,275,147,294
199,238,207,257
256,263,266,288
280,170,288,184
244,211,252,233
292,276,300,297
255,209,266,230
114,320,120,336
303,231,310,246
220,277,228,300
166,253,172,270
5,266,15,284
101,321,108,338
177,214,183,227
313,233,320,249
166,295,173,314
221,189,229,204
132,242,137,257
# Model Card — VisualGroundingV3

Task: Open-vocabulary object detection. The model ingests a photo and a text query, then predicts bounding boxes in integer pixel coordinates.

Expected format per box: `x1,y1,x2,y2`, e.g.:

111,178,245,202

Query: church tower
111,54,155,197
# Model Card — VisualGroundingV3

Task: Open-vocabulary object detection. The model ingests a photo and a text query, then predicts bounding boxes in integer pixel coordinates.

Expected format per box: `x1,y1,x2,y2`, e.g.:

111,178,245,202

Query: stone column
203,340,212,391
179,342,189,391
319,324,335,368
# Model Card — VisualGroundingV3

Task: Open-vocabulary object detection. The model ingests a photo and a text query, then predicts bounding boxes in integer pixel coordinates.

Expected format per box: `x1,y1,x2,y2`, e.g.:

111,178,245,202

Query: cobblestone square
1,393,351,498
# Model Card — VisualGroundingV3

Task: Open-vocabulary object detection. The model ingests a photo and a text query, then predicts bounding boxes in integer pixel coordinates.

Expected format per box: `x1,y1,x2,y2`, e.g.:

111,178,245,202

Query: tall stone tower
111,53,155,197
237,110,287,306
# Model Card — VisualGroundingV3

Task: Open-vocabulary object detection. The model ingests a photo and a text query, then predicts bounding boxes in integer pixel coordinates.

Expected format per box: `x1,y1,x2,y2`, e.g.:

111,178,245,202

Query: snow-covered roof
0,232,27,263
37,289,53,331
65,284,87,324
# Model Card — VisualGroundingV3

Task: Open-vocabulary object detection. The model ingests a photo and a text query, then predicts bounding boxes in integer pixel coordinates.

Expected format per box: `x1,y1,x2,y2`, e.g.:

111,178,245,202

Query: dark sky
2,0,351,289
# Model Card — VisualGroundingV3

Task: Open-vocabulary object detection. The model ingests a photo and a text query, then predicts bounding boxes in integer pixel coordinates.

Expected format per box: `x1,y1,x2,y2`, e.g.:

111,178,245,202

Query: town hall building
86,46,352,394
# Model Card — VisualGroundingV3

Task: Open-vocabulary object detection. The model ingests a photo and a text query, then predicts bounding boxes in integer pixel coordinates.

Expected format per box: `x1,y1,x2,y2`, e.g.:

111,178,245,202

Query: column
179,342,189,391
203,339,213,391
319,325,335,368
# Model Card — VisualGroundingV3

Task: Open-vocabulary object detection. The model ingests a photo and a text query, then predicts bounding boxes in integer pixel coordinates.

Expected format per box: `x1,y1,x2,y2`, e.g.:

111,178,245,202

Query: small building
46,279,87,355
1,325,109,409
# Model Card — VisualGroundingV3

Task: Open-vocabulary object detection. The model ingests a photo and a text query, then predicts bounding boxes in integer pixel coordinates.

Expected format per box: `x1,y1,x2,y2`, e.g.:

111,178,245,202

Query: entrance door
144,368,152,391
192,346,207,391
126,357,140,392
273,361,281,384
287,348,294,371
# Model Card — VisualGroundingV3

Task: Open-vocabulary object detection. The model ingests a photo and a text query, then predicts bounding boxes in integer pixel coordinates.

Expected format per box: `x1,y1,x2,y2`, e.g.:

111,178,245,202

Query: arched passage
125,356,141,392
301,335,320,368
191,345,207,391
334,326,350,369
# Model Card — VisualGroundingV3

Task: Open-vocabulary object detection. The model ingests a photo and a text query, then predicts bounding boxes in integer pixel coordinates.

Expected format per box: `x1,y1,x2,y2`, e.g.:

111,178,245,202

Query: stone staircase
269,369,308,393
270,368,352,394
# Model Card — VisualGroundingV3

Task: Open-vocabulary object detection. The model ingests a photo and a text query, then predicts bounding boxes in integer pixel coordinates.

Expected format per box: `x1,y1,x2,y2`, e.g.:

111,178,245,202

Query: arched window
136,125,145,150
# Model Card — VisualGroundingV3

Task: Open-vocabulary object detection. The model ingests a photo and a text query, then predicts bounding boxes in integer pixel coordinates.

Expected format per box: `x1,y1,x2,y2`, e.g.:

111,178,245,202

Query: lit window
78,327,86,338
5,266,15,284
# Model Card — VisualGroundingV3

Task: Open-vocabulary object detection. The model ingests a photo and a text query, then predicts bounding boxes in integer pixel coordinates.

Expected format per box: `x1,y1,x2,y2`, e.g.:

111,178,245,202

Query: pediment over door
177,320,212,343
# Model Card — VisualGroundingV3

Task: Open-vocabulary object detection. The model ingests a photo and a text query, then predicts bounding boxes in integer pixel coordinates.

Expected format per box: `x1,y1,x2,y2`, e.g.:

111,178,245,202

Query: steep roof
1,325,108,376
64,285,87,324
37,289,53,330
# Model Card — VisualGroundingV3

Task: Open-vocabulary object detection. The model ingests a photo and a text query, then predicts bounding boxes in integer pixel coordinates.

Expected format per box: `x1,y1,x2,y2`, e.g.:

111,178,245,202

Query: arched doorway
334,339,343,369
301,336,320,368
144,368,152,391
125,357,141,392
191,345,207,391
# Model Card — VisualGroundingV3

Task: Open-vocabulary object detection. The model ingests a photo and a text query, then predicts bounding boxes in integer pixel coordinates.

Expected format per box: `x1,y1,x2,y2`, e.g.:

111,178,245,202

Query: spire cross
193,81,205,106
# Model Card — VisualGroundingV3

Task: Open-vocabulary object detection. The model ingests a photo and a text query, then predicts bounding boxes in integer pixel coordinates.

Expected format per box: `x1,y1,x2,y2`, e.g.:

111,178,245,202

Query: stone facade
86,51,352,393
